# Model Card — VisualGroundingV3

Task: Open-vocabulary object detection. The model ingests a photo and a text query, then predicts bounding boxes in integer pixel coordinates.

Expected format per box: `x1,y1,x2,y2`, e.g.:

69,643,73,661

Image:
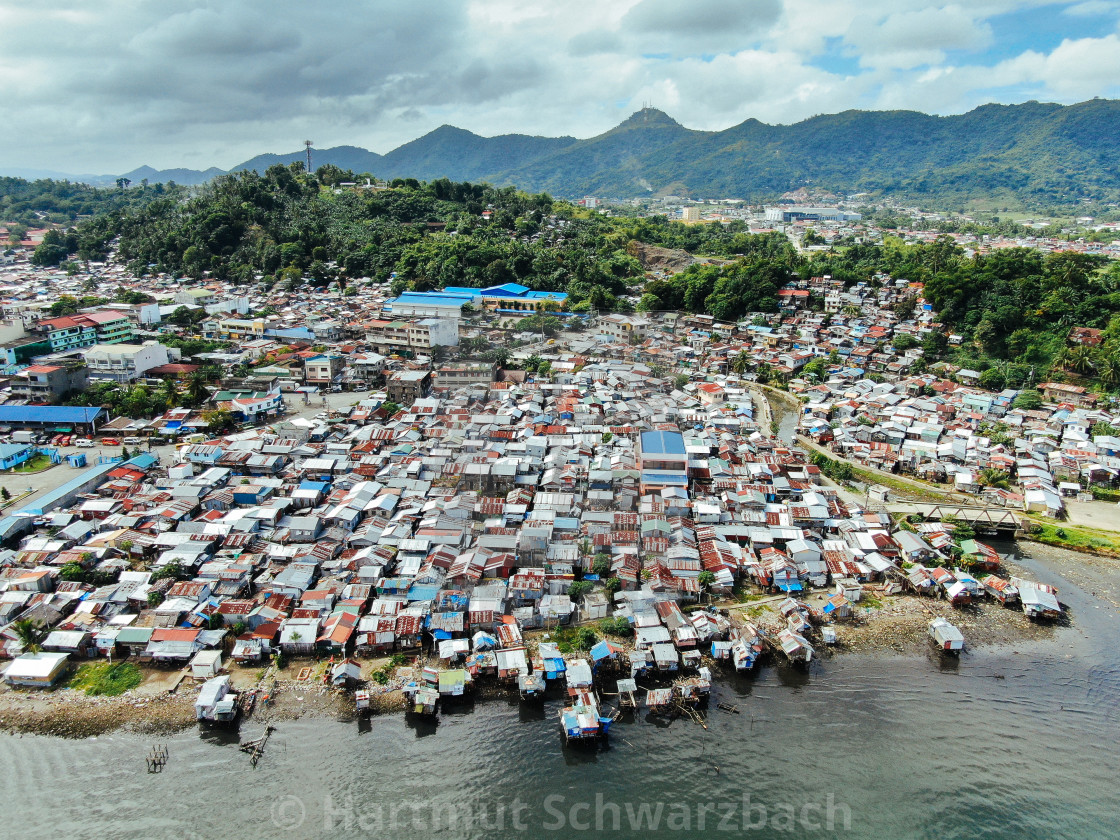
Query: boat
929,617,964,654
195,675,239,725
559,690,616,743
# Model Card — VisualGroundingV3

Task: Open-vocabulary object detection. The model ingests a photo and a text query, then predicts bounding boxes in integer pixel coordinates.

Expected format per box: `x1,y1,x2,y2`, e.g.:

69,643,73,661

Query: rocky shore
0,687,196,739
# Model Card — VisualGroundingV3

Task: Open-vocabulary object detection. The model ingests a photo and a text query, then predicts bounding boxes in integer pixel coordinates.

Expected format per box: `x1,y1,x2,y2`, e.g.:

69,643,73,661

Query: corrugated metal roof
0,405,106,424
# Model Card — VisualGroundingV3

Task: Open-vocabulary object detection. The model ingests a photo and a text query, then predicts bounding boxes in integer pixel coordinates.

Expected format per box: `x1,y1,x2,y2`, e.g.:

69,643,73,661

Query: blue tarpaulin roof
432,629,452,640
590,641,623,662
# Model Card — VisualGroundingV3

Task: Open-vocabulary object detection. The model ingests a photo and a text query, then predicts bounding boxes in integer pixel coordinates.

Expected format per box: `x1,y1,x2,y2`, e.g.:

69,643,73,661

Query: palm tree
12,618,45,653
1064,345,1096,376
156,377,179,410
186,371,209,407
978,468,1011,490
697,570,716,604
732,350,752,377
1098,355,1120,390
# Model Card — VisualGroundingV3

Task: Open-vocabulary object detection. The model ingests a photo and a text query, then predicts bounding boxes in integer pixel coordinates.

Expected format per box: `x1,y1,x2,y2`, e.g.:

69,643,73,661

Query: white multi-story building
82,341,170,383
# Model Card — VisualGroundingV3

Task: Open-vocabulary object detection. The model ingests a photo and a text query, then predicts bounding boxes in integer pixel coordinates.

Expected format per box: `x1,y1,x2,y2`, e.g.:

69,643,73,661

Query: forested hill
118,99,1120,206
13,161,1120,393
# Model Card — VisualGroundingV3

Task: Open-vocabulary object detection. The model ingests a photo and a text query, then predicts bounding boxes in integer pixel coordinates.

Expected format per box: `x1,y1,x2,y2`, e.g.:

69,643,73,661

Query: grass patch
543,625,598,654
1026,521,1120,553
859,593,884,610
67,661,142,696
8,454,53,474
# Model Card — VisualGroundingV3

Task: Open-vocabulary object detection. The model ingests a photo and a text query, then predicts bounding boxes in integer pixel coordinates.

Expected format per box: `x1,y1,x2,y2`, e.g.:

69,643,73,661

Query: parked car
101,437,121,446
123,437,143,445
74,438,94,448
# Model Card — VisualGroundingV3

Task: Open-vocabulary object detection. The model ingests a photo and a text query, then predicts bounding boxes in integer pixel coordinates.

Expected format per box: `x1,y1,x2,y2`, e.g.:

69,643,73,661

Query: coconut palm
697,570,716,604
11,618,45,653
1060,345,1096,376
186,371,210,407
1098,354,1120,390
978,468,1011,490
156,377,179,411
732,350,752,377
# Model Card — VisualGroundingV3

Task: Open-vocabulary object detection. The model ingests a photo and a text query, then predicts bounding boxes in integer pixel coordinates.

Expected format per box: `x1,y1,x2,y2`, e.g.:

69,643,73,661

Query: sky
2,0,1120,174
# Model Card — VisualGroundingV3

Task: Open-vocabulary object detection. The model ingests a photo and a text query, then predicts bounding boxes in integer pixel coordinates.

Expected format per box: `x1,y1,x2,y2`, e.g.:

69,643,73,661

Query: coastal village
0,217,1095,740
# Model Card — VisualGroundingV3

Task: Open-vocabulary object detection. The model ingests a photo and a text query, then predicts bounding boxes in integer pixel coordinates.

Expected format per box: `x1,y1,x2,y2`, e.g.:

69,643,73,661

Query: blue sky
1,0,1119,173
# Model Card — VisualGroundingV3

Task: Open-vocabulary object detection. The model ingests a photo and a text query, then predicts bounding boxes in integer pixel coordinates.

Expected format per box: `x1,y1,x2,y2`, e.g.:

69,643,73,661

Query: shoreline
0,594,1066,740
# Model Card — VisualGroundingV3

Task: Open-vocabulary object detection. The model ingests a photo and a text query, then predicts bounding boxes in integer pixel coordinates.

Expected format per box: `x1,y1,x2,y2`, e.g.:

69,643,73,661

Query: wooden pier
239,725,276,767
145,744,169,773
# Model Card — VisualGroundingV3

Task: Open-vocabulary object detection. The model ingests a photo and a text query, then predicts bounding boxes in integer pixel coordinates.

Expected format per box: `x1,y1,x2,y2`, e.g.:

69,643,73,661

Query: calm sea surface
1,544,1117,840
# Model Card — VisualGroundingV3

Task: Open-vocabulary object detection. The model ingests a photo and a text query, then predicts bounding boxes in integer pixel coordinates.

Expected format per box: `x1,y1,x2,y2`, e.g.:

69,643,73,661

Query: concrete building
435,361,497,391
637,430,688,494
365,318,459,354
174,288,217,306
82,341,170,383
32,310,133,352
10,360,88,402
763,206,862,223
303,354,346,388
384,291,476,319
598,314,652,343
386,370,432,405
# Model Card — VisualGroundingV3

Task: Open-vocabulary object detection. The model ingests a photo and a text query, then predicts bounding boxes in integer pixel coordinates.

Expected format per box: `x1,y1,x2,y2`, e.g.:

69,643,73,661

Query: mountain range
16,99,1120,203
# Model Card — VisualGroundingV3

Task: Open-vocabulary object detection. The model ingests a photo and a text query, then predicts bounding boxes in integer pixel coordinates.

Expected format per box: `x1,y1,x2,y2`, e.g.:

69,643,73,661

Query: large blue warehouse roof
0,405,106,424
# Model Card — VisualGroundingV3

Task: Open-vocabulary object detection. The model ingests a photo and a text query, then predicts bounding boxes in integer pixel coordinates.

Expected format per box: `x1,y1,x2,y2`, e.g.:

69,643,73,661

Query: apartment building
303,353,346,388
434,361,497,391
365,318,458,354
386,370,432,405
10,360,89,402
598,314,652,343
32,310,133,352
82,341,170,383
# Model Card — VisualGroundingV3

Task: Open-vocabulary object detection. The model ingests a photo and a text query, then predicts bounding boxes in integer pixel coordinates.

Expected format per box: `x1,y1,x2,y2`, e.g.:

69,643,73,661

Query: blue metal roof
0,406,106,424
388,292,475,308
126,453,158,470
431,287,485,299
481,283,530,296
640,430,686,456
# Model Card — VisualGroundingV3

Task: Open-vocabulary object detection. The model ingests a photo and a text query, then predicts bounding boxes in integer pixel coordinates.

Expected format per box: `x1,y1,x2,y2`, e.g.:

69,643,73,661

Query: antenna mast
304,140,313,173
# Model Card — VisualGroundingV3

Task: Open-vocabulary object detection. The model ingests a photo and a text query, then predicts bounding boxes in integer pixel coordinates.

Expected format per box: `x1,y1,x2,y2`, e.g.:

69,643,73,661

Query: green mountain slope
114,99,1120,205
